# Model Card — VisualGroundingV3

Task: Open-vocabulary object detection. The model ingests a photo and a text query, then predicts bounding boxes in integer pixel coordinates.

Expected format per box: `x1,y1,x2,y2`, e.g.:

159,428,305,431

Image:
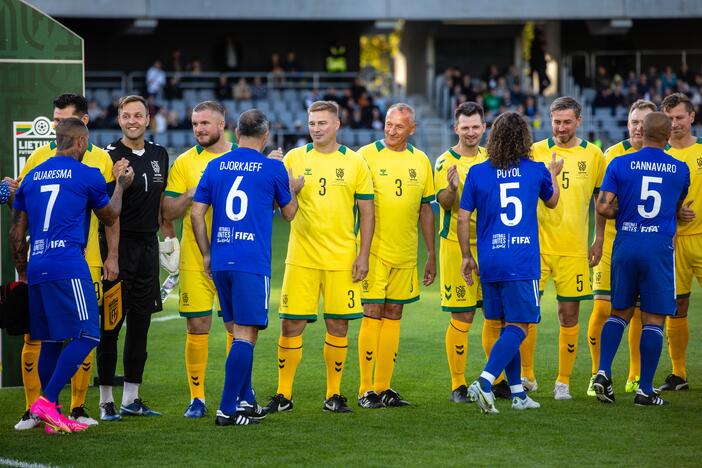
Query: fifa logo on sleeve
281,294,288,306
362,279,369,292
181,292,189,305
578,161,587,173
336,168,345,181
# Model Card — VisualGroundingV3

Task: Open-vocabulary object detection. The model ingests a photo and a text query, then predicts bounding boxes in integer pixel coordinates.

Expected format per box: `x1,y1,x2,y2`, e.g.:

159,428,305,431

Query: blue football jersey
14,156,110,285
601,147,689,238
193,147,292,276
460,158,554,282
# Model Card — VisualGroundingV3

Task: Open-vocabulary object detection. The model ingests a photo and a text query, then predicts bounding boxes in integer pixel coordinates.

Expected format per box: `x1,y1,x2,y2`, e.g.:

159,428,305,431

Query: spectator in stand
596,65,611,91
304,88,321,109
483,87,503,113
154,107,168,144
530,27,550,95
351,78,367,101
146,60,166,98
216,74,231,101
339,107,350,127
251,77,268,101
189,59,203,75
638,73,651,98
611,84,626,111
323,87,340,104
505,65,520,89
510,83,526,107
233,78,252,101
164,76,183,100
271,53,285,82
350,109,364,129
105,98,120,129
523,95,537,118
485,64,501,90
660,65,678,92
283,51,302,73
370,108,383,131
170,49,183,73
167,110,181,130
593,87,613,110
88,100,102,122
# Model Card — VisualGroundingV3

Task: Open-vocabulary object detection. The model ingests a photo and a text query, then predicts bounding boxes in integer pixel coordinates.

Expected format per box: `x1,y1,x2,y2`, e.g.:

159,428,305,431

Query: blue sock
480,325,526,392
639,324,664,395
240,353,256,404
44,336,98,403
598,316,627,378
38,341,62,391
219,339,254,415
504,350,526,399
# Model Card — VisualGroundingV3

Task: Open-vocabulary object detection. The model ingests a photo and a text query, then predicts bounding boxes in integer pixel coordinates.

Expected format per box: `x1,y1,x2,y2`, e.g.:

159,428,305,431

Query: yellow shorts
361,253,419,305
439,239,481,312
540,254,592,301
179,269,220,317
280,264,363,321
89,266,103,305
592,254,611,299
675,235,702,297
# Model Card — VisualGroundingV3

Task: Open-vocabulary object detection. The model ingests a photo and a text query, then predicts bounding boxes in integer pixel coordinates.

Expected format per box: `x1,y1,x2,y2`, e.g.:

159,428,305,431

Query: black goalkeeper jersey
105,139,169,235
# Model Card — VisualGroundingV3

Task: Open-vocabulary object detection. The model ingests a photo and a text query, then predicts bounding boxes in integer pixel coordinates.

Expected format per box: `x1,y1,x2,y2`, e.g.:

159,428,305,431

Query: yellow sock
185,333,208,400
21,335,41,410
373,318,401,393
587,299,610,375
446,319,471,391
557,324,579,385
666,316,689,379
627,308,642,381
357,316,382,396
225,331,234,356
481,319,505,383
276,335,303,399
324,333,348,399
70,350,94,409
520,323,537,381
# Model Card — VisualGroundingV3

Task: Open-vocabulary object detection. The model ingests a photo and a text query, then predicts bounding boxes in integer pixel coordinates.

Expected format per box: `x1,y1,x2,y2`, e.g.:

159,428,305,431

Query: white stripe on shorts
532,280,539,306
71,279,87,320
264,276,270,311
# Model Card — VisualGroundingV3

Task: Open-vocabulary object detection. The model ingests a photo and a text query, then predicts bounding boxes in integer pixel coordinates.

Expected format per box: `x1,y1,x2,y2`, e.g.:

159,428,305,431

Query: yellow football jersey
533,137,605,257
283,143,374,271
165,144,235,272
601,139,637,257
666,137,702,236
359,140,435,268
434,146,488,244
19,141,114,268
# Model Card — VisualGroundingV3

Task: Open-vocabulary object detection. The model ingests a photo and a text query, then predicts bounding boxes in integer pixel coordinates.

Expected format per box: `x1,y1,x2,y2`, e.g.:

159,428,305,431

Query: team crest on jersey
181,292,189,305
697,156,702,169
304,168,312,176
362,280,369,292
336,168,345,180
578,161,587,173
380,168,388,176
456,285,466,299
409,168,417,180
151,161,161,174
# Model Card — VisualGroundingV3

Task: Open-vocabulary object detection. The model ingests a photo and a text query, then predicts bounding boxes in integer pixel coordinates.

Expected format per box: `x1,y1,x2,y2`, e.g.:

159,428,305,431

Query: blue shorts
482,279,541,324
611,234,676,315
212,270,270,329
29,278,100,341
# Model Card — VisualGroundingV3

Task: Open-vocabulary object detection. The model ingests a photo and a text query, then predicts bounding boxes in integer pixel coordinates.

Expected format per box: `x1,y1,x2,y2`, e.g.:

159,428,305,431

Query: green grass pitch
1,216,701,467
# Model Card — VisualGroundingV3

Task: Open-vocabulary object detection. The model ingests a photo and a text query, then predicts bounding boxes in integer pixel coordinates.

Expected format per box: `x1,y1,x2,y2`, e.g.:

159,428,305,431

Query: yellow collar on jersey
305,143,347,154
49,140,93,151
374,140,414,154
547,137,588,149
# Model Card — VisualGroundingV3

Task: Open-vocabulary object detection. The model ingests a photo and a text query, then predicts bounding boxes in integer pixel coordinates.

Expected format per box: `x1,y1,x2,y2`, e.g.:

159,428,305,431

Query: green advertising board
0,0,84,387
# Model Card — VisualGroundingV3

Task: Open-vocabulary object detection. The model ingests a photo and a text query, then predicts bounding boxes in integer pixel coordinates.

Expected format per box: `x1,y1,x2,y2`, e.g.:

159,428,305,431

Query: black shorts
103,233,162,315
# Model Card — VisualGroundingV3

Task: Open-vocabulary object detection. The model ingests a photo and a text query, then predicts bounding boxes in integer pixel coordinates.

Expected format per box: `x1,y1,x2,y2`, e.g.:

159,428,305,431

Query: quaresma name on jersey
13,156,110,285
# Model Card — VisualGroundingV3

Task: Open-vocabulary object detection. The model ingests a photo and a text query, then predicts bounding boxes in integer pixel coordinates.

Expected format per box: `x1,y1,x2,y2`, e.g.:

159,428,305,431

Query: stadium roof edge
26,0,702,20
